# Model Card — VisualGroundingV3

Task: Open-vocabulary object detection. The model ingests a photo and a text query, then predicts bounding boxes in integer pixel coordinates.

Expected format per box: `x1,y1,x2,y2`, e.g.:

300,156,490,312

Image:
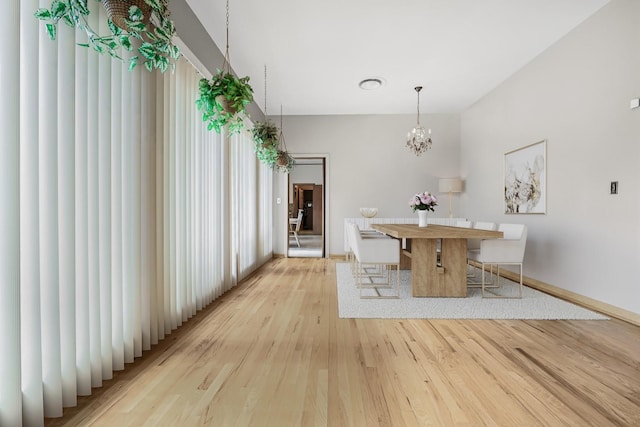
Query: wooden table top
371,223,503,239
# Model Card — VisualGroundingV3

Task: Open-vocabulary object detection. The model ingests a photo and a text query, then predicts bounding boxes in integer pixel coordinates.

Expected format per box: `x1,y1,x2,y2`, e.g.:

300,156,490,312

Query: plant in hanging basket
196,69,254,134
251,120,280,166
274,150,295,173
35,0,180,73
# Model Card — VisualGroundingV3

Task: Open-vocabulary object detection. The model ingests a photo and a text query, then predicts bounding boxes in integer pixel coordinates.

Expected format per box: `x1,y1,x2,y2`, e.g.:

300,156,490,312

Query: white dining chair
289,210,303,247
348,223,400,299
466,222,497,286
467,223,528,298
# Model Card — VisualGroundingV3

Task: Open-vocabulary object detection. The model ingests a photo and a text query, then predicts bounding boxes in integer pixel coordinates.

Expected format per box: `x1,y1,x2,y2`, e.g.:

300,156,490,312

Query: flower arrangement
409,191,438,212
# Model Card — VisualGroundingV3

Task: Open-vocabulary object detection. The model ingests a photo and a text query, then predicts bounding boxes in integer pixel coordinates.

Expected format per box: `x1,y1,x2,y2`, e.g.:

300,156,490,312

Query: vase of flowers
409,191,438,227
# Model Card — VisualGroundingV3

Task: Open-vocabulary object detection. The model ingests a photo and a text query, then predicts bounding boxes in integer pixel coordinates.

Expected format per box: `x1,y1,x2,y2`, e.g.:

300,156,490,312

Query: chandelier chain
416,89,420,125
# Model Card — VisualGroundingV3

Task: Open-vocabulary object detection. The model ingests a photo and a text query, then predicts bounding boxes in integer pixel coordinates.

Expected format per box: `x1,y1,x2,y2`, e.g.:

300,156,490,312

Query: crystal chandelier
406,86,432,156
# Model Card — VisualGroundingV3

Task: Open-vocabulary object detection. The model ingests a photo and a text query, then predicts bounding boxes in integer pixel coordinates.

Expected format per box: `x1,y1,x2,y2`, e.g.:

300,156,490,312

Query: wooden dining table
371,224,503,297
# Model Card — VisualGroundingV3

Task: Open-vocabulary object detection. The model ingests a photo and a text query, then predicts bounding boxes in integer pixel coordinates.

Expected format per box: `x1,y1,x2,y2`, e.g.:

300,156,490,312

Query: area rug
336,262,608,320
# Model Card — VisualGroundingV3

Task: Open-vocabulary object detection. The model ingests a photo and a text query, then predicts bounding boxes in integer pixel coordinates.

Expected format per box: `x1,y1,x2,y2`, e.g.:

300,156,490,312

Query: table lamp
438,178,463,218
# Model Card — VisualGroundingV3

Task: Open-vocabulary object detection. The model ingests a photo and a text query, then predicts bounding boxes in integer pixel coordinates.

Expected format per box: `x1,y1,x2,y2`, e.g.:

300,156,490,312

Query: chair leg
359,264,400,299
294,231,300,247
482,263,523,299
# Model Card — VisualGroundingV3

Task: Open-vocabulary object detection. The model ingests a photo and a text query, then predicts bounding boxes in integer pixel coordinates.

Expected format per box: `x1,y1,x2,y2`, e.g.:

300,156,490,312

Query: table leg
411,238,467,297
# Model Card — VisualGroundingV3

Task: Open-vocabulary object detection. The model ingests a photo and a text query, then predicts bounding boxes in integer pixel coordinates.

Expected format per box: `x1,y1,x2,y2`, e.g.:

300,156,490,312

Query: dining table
371,224,503,297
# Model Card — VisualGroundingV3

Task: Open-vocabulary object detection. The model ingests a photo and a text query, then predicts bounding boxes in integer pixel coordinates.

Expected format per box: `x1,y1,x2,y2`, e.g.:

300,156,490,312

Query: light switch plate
631,98,640,109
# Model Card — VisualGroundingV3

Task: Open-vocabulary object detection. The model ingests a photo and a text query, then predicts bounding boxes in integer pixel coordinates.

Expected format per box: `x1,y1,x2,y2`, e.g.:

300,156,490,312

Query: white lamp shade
438,178,463,193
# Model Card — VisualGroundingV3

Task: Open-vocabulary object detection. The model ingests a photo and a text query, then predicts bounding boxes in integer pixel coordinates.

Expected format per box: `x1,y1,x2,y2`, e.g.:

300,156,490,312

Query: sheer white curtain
0,2,272,424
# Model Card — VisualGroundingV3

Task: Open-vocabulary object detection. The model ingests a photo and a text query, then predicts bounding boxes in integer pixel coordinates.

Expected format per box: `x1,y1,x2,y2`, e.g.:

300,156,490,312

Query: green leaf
146,0,161,11
129,56,138,71
144,31,158,42
126,20,146,33
144,60,153,72
138,42,155,59
120,36,132,51
34,8,51,20
171,45,180,59
61,15,74,27
108,19,121,36
128,5,143,22
92,43,104,54
51,0,67,19
155,27,168,41
45,23,57,40
157,56,168,72
74,0,89,16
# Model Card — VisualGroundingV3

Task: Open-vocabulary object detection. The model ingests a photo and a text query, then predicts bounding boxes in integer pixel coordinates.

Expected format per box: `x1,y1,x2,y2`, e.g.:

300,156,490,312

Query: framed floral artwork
504,140,546,214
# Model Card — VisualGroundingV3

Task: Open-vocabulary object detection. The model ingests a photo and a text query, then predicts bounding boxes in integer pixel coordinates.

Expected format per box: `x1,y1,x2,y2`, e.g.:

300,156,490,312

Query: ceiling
185,0,609,116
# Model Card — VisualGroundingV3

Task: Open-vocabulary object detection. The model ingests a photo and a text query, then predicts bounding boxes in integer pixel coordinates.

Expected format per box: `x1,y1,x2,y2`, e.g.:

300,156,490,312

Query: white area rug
336,262,608,320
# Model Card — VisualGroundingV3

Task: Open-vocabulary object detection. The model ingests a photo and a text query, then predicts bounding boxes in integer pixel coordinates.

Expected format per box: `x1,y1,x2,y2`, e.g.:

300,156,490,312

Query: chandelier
406,86,432,156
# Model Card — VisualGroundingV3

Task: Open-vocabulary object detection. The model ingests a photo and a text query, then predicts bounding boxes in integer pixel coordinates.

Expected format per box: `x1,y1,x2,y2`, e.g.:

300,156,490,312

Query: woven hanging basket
276,151,290,166
103,0,152,31
216,95,237,115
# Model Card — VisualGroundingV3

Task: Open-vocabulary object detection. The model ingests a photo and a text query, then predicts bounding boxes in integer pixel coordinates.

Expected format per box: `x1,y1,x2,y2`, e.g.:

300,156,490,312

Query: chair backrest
455,220,472,228
467,222,496,251
473,222,497,231
295,210,303,232
498,223,527,241
479,223,527,263
347,223,362,259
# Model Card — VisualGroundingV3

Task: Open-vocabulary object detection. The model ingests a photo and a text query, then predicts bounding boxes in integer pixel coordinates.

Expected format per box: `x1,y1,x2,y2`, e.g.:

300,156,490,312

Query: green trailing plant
196,69,254,134
274,149,295,173
35,0,180,73
251,120,279,166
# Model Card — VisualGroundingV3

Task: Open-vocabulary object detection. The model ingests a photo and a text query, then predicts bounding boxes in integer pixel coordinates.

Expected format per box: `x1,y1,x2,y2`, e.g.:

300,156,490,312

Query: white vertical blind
1,0,22,424
110,59,125,372
38,0,63,415
19,0,44,424
97,12,113,382
1,6,273,421
74,8,91,398
58,16,78,408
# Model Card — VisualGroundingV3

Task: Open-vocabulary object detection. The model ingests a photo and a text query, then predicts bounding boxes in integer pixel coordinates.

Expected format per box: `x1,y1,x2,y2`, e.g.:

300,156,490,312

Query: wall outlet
631,98,640,109
610,181,618,194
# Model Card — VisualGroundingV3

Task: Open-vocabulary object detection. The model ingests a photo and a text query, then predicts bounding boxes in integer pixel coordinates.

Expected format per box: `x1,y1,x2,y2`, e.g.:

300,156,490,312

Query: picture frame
504,140,546,214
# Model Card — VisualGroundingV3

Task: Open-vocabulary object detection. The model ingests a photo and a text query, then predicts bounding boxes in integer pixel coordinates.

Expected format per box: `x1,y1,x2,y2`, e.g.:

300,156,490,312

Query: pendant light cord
264,65,268,116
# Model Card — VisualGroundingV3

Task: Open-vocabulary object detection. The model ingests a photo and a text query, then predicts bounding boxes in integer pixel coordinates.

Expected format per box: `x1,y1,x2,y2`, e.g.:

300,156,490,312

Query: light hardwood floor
46,258,640,426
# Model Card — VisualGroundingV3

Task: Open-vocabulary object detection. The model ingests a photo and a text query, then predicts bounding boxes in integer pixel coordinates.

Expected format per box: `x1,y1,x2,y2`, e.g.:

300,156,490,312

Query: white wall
460,0,640,314
273,114,461,256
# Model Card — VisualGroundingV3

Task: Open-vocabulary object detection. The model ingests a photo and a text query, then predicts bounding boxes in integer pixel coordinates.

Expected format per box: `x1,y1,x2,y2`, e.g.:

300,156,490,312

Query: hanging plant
251,65,280,167
252,120,279,166
274,149,295,173
35,0,180,73
197,69,253,134
272,106,295,173
196,0,253,134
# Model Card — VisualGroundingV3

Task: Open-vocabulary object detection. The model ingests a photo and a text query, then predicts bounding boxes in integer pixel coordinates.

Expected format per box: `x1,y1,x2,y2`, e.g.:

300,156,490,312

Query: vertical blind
0,2,273,425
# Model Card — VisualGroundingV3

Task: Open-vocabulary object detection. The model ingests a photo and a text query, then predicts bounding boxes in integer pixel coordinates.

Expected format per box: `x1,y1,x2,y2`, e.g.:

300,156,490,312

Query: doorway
287,158,325,257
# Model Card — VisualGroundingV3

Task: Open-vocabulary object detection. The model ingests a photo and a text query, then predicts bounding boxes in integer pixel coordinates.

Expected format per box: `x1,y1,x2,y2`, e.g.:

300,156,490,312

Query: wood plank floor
46,258,640,426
